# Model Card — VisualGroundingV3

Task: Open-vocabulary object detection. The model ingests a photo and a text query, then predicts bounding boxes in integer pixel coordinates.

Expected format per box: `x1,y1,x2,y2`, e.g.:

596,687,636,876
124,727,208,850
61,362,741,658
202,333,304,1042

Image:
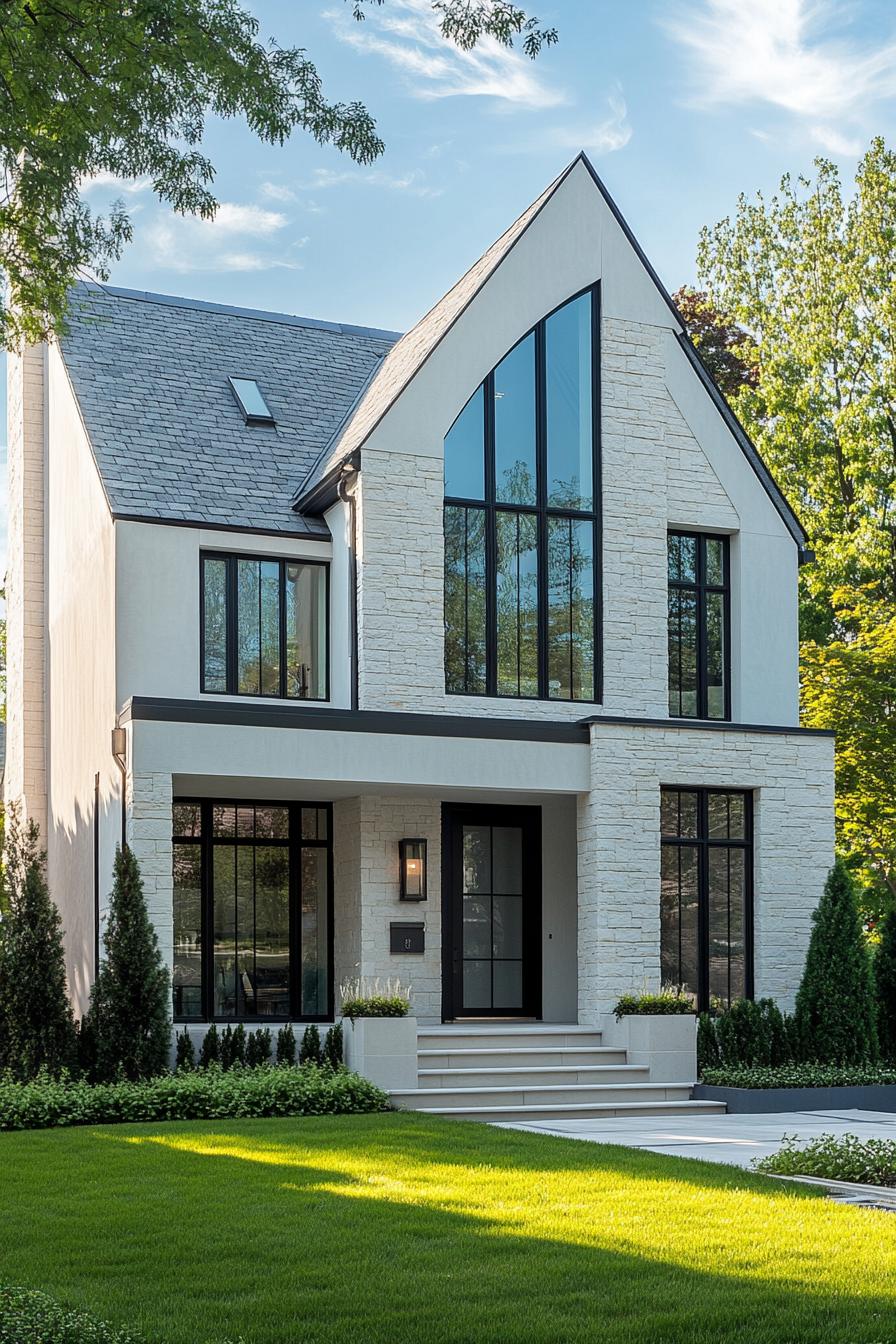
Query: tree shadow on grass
0,1116,893,1344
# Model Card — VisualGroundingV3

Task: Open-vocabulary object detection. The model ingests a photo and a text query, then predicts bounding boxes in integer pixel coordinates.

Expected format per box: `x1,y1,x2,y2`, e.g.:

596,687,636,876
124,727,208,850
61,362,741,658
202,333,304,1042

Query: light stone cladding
576,722,835,1022
127,768,175,977
335,794,442,1023
5,346,48,839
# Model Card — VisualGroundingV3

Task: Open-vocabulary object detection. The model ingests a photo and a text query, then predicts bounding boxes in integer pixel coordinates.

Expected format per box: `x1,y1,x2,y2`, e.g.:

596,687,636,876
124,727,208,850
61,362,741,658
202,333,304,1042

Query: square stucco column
333,794,442,1023
127,769,174,982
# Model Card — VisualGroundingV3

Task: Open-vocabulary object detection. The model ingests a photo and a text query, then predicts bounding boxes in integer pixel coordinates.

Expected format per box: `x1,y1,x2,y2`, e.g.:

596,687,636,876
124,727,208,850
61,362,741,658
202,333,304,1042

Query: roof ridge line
70,282,403,343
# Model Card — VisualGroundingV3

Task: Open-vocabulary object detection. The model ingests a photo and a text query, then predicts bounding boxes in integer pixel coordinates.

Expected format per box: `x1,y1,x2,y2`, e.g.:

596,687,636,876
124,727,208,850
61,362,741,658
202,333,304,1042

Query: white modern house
5,154,834,1119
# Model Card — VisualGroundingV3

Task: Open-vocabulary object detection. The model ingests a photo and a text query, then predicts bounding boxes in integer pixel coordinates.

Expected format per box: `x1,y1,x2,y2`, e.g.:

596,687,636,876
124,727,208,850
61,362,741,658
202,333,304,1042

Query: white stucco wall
114,520,340,707
45,349,120,1015
577,721,834,1021
350,160,801,725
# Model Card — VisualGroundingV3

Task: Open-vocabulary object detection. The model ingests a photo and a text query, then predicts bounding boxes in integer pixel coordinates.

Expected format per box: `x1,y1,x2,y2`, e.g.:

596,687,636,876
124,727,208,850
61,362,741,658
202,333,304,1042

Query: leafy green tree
795,859,877,1064
0,0,555,348
875,907,896,1062
672,286,758,401
697,140,896,897
0,810,77,1079
87,845,170,1081
801,586,896,904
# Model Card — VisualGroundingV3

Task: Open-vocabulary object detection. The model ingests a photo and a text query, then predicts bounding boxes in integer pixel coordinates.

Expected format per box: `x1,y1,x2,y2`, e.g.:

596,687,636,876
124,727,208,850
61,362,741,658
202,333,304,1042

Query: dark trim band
120,696,833,742
113,512,332,543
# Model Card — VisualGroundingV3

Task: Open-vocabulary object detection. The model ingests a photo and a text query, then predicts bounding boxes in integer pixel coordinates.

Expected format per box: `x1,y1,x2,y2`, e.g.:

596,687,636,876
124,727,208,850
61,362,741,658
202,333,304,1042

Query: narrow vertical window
443,285,601,701
201,553,328,700
667,532,729,720
660,787,752,1011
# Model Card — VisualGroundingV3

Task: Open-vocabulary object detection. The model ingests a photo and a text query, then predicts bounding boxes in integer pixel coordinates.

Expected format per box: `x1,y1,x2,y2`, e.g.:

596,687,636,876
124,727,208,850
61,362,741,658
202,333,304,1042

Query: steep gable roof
293,153,808,552
59,285,400,536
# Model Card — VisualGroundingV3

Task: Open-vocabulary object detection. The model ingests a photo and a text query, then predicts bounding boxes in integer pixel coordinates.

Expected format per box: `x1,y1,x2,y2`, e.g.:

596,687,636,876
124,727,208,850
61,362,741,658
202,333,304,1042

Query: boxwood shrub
0,1063,389,1132
701,1063,896,1089
755,1133,896,1187
0,1284,144,1343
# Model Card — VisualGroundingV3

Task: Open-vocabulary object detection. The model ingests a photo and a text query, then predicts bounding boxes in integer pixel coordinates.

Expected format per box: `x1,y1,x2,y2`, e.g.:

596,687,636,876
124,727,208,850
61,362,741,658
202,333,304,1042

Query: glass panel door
447,806,540,1019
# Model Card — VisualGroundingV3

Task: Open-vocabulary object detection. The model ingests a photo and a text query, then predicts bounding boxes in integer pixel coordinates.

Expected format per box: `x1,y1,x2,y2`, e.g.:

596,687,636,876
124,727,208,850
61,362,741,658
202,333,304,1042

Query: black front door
442,804,541,1020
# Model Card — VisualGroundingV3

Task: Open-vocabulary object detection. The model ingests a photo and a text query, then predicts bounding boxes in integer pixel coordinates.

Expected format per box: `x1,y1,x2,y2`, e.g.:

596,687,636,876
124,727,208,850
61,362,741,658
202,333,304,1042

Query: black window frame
443,282,603,704
200,551,330,702
228,375,276,425
660,786,754,1013
667,530,731,721
172,798,334,1024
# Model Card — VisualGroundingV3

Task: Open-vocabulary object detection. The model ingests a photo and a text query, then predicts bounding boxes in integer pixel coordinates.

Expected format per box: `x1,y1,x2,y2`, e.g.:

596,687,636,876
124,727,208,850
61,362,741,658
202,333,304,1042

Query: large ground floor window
660,787,753,1012
172,800,332,1023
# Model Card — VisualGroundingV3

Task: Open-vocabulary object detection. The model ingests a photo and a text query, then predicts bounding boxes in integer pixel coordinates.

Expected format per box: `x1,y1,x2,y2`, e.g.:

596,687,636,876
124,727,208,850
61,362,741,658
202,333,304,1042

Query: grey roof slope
60,285,400,536
294,161,571,505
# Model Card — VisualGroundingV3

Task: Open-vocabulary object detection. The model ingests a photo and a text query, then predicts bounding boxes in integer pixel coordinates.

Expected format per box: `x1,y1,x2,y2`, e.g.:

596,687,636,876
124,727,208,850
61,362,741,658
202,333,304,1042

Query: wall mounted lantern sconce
399,838,427,901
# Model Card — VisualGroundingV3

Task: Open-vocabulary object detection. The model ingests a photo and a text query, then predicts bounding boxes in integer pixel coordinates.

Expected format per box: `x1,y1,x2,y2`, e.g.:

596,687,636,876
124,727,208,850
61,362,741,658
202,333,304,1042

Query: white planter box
342,1015,418,1091
603,1012,697,1083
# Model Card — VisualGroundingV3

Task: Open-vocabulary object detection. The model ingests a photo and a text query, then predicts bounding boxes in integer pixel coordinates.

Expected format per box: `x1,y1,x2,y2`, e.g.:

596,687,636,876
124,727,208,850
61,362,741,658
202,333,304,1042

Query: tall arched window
443,285,600,702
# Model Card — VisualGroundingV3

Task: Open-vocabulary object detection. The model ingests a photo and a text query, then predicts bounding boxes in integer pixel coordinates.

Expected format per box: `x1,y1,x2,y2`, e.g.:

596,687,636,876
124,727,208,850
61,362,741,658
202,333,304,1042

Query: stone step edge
417,1065,649,1079
416,1046,622,1058
401,1100,728,1117
418,1025,601,1036
393,1081,696,1098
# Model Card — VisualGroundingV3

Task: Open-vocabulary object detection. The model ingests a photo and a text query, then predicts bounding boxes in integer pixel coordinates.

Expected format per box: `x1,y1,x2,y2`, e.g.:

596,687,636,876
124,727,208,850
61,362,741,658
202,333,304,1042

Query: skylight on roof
229,376,275,424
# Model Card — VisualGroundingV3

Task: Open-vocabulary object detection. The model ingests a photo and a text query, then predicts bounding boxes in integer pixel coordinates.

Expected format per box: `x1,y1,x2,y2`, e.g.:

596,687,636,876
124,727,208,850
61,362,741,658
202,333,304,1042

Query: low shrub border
0,1283,144,1343
754,1133,896,1187
694,1063,896,1114
0,1063,389,1132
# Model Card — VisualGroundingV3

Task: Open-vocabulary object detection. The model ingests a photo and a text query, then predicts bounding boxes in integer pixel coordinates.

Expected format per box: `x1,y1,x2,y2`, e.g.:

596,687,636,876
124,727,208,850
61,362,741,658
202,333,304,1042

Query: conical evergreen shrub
0,812,77,1079
88,846,171,1081
794,859,878,1064
875,908,896,1062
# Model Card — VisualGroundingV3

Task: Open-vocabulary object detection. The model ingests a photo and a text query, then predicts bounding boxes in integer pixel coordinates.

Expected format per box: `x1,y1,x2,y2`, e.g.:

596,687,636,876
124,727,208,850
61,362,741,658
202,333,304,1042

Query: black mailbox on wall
390,921,425,955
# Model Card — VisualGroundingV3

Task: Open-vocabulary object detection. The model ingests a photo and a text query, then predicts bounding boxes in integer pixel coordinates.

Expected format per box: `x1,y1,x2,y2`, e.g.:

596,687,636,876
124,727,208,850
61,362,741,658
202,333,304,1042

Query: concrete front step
418,1046,628,1069
418,1025,604,1052
417,1064,651,1089
397,1099,727,1122
392,1081,696,1110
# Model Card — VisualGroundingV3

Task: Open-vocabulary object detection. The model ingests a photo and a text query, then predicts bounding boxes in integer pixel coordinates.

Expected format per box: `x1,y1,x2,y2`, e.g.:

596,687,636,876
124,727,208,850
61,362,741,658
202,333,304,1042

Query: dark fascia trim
112,512,331,543
674,332,809,551
120,696,590,744
580,713,834,739
293,450,361,517
292,355,385,509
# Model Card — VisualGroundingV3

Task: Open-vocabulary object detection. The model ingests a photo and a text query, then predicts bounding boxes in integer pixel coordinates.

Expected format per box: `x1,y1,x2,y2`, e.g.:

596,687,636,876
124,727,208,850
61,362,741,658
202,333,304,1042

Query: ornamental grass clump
339,976,412,1021
613,987,695,1019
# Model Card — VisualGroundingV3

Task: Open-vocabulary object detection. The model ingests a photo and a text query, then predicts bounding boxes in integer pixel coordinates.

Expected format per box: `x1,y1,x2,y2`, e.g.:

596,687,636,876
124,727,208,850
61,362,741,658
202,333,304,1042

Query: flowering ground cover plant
755,1133,896,1187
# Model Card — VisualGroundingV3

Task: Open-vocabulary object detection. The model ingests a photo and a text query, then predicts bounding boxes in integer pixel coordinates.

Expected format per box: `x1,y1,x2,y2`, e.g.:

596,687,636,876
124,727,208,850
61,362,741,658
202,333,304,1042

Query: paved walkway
496,1108,896,1169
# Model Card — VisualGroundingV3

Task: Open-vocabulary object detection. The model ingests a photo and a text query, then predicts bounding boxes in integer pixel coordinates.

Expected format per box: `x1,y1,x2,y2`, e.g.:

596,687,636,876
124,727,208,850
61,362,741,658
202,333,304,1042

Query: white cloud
142,199,298,274
80,171,154,195
325,0,564,110
541,89,632,156
260,181,298,203
298,166,443,199
662,0,896,151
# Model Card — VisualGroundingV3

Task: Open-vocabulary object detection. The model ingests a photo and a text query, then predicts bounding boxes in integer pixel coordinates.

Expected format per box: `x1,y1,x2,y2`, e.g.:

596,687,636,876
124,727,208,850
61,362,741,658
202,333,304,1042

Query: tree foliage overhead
672,285,758,402
0,0,556,349
697,140,896,645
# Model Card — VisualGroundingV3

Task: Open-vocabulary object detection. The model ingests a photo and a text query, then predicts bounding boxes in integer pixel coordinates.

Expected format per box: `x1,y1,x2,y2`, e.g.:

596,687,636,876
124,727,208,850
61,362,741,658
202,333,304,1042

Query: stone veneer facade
5,347,48,839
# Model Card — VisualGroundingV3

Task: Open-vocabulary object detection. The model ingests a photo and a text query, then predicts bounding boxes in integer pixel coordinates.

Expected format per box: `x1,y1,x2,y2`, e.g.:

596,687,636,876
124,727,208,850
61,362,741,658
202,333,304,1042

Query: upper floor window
443,286,600,702
667,532,729,720
201,552,328,700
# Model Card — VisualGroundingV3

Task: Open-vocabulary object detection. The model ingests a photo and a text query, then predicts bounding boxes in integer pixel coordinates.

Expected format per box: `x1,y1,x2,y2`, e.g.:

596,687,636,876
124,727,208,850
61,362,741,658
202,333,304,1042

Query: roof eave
293,450,360,516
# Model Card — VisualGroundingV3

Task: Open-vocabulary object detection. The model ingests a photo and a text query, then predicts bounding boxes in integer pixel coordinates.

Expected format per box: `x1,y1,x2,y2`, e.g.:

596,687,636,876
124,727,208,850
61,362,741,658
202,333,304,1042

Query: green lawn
1,1113,895,1344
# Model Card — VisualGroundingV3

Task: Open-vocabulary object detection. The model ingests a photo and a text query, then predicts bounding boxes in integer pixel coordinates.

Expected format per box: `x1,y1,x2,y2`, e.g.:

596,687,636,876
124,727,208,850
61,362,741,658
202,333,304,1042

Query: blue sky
4,0,896,572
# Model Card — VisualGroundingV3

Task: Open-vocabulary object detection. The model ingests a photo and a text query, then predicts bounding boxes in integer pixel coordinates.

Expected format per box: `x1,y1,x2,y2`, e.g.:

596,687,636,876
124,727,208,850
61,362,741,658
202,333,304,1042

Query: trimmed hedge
341,996,410,1020
0,1284,143,1343
0,1063,389,1132
755,1133,896,1187
701,1063,896,1089
613,991,694,1019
